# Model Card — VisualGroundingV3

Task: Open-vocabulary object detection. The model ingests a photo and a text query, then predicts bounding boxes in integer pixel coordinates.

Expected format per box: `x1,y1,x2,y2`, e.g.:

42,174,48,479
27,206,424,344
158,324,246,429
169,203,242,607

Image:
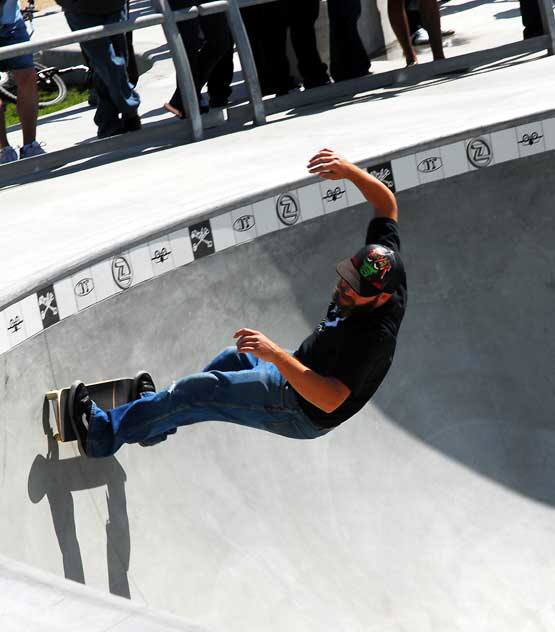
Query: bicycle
0,0,87,107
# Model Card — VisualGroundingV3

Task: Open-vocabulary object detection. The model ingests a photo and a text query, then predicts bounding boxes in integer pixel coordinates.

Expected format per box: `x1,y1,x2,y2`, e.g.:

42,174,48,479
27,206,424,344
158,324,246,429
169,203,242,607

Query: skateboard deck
46,378,135,443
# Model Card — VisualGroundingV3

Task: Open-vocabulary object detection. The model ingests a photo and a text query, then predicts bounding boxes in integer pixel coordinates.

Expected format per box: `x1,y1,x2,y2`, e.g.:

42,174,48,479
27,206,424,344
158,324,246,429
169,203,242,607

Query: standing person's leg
89,64,121,137
389,0,444,64
82,360,329,458
125,0,139,86
125,31,139,87
266,0,296,95
241,6,267,91
109,27,141,131
519,0,543,38
0,98,12,162
166,0,202,116
387,0,418,65
327,0,369,81
196,11,233,95
65,10,140,137
288,0,329,88
13,67,38,145
0,26,13,153
416,0,445,60
0,98,7,146
406,0,423,38
207,48,234,107
241,3,293,96
0,19,43,158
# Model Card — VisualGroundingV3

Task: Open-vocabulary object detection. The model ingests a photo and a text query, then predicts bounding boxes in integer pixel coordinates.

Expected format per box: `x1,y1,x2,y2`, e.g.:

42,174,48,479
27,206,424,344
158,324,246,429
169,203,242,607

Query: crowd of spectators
0,0,548,161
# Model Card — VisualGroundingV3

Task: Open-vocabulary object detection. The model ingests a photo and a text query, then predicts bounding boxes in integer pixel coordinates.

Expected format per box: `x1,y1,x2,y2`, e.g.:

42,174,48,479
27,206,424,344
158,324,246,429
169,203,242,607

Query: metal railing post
153,0,204,141
224,0,266,125
537,0,555,54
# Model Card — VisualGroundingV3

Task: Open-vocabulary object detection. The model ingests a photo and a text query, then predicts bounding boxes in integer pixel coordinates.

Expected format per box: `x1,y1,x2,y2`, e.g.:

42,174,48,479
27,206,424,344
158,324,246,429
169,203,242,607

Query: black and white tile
516,122,546,157
37,285,60,330
320,180,348,213
274,191,302,229
231,205,257,244
189,220,215,260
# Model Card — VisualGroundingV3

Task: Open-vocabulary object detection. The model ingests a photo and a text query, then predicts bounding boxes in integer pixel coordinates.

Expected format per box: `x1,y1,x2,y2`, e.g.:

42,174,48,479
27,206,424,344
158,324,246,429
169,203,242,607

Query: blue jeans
87,347,331,458
65,9,140,137
0,19,34,71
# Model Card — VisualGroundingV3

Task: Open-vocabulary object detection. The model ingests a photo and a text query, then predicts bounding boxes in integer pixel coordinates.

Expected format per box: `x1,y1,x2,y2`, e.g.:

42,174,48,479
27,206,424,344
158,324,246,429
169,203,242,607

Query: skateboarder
69,149,407,458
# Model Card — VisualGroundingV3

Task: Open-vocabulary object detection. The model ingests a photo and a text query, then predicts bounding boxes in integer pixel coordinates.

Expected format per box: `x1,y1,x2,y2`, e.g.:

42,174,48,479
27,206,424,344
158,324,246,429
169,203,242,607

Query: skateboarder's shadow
26,398,131,599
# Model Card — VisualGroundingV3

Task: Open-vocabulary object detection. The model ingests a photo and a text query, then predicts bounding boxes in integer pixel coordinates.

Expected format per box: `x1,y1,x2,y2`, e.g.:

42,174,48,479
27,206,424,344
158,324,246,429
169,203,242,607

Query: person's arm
307,148,398,222
234,329,350,414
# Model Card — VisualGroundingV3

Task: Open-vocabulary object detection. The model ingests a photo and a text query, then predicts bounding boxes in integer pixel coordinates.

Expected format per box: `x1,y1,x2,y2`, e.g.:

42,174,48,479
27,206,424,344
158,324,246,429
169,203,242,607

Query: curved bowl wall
0,142,554,631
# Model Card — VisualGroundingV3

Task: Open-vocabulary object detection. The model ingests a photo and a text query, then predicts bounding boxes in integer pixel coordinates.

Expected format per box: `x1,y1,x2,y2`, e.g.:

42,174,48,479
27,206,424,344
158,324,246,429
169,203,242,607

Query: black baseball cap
336,244,404,296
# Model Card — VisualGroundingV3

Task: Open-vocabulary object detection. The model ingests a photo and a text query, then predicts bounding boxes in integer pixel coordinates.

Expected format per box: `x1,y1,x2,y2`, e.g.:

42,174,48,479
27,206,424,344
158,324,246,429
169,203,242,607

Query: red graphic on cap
367,248,392,280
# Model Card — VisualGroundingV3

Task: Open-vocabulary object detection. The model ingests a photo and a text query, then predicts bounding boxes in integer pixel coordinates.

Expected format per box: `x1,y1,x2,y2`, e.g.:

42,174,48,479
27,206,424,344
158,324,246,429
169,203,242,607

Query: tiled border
0,116,553,356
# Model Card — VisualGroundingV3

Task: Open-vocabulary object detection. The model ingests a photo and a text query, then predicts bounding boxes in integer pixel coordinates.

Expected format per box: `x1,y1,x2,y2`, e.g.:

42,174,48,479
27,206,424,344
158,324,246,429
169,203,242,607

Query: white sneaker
20,140,46,159
0,145,18,164
412,28,429,46
412,27,455,46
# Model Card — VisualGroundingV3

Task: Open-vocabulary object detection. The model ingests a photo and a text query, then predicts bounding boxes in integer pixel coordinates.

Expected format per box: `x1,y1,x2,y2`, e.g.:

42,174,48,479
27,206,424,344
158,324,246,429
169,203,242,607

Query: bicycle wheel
0,70,18,103
0,64,67,107
35,62,67,107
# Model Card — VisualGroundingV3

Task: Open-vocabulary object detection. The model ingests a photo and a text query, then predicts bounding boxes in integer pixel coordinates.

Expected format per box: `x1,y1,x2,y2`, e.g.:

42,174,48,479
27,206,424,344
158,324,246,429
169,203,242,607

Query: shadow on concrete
129,0,157,19
0,138,179,191
495,8,523,21
37,107,93,126
27,398,131,598
272,50,542,122
143,42,172,65
440,0,498,16
7,109,91,136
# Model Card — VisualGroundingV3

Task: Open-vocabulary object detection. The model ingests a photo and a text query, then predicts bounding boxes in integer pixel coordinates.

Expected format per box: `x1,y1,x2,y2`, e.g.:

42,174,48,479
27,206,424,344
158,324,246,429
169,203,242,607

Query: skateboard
46,373,148,443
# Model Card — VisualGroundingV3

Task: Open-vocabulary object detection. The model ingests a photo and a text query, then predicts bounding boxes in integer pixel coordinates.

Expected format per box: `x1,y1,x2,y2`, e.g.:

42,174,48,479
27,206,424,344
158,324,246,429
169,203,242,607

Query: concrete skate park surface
1,22,555,632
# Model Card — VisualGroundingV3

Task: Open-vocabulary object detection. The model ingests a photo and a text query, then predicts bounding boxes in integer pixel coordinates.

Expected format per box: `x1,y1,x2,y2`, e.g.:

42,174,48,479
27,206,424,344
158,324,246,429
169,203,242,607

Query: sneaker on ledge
0,145,18,164
19,140,46,159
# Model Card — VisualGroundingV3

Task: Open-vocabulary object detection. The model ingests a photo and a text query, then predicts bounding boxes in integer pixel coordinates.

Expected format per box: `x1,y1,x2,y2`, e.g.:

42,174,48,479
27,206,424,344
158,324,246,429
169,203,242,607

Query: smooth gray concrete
0,150,554,631
0,555,207,632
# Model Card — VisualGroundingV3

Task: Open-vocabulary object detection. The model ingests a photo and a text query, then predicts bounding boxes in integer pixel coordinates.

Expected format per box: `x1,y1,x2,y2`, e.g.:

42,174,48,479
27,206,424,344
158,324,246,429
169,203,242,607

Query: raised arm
307,148,398,222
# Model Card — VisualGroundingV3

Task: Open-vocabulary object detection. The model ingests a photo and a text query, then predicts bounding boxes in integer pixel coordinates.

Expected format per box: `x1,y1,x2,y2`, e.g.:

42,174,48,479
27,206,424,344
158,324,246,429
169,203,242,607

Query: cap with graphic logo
336,244,404,296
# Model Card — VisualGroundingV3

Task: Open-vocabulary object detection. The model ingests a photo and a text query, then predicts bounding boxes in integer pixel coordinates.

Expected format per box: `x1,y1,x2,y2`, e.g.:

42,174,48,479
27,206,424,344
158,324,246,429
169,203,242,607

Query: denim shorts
0,19,34,71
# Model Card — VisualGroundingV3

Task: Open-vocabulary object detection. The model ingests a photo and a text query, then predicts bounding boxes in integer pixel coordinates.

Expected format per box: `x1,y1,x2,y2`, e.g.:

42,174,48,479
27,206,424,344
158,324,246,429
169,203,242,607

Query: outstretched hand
307,148,352,180
234,328,282,362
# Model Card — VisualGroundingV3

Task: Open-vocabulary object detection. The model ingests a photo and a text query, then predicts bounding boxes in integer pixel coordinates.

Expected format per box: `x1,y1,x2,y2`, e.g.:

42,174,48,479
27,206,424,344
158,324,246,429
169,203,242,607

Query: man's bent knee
173,371,221,403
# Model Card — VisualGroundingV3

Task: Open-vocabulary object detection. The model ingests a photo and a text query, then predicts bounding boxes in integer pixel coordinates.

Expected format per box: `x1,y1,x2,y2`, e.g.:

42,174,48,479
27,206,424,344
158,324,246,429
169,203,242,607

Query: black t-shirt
293,217,407,428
